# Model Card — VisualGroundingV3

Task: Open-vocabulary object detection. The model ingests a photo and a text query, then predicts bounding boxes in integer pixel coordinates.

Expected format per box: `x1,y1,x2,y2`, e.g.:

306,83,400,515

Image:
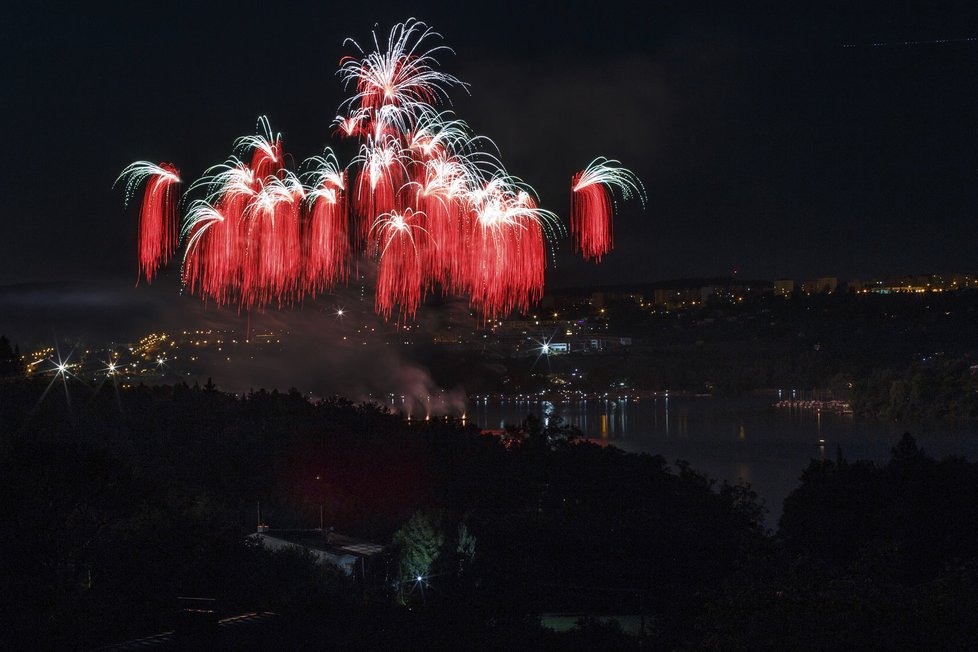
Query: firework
570,158,646,261
116,161,181,282
407,134,473,282
353,135,408,246
371,208,429,319
243,171,305,307
237,116,284,179
181,200,228,302
180,119,306,308
120,19,644,320
462,177,558,316
303,151,349,291
337,17,466,115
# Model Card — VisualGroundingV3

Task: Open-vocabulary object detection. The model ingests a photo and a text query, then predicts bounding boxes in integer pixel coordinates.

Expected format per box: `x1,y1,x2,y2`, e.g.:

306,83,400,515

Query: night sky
3,1,978,291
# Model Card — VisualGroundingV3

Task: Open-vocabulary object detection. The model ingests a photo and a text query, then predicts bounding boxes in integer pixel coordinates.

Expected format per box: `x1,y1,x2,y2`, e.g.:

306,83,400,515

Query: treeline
708,434,978,649
2,377,978,649
850,358,978,422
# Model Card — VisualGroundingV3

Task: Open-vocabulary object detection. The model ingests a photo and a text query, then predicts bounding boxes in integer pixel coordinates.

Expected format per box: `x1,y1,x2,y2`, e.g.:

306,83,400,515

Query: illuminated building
800,277,837,294
773,279,794,297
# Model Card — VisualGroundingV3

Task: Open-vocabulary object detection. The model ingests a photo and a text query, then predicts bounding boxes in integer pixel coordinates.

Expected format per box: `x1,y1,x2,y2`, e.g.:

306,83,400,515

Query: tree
0,335,20,377
456,521,476,574
393,509,446,604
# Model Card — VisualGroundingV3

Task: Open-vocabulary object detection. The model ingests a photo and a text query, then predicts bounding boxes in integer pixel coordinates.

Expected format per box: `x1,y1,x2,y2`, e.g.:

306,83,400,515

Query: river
466,393,978,528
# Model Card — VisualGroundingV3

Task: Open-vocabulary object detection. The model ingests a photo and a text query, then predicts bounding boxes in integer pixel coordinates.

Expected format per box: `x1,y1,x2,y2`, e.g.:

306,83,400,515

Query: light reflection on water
467,395,978,527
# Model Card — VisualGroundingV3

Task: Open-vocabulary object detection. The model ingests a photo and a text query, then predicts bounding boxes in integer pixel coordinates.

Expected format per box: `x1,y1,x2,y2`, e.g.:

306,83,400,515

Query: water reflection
664,395,669,436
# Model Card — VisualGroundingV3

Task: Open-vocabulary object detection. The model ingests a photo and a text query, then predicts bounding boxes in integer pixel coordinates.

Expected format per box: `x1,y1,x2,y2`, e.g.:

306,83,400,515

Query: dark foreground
2,378,977,650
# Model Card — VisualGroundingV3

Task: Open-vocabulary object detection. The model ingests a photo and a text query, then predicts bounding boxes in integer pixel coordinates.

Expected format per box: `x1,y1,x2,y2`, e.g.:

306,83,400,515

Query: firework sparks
338,17,466,114
570,158,646,261
116,161,181,282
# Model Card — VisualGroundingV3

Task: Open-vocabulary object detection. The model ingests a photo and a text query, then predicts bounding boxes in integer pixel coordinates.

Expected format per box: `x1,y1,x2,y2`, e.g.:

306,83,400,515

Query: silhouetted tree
0,335,21,377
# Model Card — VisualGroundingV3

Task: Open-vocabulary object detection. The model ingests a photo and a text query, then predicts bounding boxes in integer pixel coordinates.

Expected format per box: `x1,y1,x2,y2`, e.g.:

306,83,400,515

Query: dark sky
3,0,978,290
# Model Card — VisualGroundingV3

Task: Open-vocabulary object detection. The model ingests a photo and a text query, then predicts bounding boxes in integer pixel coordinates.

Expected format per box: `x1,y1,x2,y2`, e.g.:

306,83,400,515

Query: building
250,527,385,577
800,277,837,294
653,288,702,310
539,335,633,356
849,274,978,294
773,279,794,297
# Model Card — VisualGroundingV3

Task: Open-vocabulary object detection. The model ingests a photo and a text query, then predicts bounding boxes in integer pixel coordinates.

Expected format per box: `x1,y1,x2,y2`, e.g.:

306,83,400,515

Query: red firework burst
120,20,644,321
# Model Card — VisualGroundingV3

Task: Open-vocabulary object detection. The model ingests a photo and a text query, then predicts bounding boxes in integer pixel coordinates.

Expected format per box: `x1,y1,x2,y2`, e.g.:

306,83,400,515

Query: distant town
14,272,978,405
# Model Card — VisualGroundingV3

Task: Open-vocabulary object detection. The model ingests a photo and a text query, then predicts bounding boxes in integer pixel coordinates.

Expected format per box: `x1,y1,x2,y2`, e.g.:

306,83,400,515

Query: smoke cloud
0,276,473,416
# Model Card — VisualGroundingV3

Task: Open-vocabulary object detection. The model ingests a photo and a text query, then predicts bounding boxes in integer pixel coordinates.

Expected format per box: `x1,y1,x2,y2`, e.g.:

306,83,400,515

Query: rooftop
254,528,384,557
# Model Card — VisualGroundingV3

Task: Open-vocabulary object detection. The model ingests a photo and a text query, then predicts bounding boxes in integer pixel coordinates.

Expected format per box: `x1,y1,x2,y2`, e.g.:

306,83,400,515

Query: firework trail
116,161,181,282
120,18,643,320
570,158,646,261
